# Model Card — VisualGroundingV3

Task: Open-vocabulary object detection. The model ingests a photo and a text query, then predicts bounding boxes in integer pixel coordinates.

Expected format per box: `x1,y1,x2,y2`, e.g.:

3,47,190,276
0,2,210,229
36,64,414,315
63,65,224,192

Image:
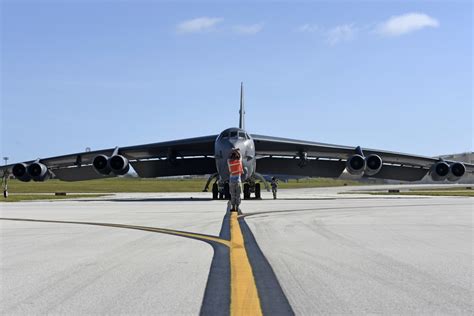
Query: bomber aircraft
1,83,472,199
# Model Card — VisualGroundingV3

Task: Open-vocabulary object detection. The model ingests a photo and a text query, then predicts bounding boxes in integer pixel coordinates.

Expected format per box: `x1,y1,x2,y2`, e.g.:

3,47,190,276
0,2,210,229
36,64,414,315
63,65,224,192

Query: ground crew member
271,177,278,199
228,149,243,212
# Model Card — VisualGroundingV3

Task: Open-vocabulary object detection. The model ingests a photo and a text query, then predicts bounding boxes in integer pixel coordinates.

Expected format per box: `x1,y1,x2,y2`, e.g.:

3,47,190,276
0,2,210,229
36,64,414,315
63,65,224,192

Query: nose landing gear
211,181,231,200
211,179,261,200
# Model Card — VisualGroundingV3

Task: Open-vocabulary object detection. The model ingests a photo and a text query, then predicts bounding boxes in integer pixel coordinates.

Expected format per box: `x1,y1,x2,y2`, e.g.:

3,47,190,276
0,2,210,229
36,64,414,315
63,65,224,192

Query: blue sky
1,1,472,163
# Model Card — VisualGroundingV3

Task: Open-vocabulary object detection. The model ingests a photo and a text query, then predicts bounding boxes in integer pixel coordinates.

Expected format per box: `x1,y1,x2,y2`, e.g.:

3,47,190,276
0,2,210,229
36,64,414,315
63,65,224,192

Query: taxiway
1,186,472,315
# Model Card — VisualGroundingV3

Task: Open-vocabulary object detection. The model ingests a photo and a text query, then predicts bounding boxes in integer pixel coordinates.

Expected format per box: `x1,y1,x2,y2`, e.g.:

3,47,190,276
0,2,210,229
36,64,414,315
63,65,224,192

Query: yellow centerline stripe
230,212,263,316
1,215,264,314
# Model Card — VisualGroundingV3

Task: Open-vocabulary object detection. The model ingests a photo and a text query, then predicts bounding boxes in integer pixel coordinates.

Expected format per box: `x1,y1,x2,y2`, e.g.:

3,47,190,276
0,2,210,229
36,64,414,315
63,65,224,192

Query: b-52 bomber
1,83,472,199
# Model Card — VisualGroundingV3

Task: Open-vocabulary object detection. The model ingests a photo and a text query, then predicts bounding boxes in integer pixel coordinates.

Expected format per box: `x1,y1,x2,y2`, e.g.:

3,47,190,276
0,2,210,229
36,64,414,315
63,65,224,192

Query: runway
1,187,472,315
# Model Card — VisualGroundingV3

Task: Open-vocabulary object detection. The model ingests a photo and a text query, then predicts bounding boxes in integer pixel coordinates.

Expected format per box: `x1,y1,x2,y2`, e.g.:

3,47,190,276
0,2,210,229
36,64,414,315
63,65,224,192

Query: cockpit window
221,130,248,139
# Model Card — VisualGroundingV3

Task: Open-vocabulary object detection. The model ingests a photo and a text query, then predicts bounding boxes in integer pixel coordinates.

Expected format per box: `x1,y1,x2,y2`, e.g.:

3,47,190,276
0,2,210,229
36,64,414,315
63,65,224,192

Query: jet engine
447,162,466,182
92,155,111,175
92,154,130,176
27,162,51,181
365,154,383,176
346,154,366,175
12,163,31,182
430,161,450,181
12,162,50,182
109,155,130,175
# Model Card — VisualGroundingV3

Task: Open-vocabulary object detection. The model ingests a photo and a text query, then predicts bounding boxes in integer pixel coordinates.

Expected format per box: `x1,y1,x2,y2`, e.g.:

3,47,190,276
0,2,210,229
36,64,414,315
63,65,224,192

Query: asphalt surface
0,186,472,315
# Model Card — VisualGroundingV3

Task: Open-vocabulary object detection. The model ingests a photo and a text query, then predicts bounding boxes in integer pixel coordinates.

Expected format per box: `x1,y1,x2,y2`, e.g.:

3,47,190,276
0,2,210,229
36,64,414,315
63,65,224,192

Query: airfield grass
414,186,473,191
367,190,474,197
0,194,108,202
4,177,358,194
344,188,474,197
278,178,358,189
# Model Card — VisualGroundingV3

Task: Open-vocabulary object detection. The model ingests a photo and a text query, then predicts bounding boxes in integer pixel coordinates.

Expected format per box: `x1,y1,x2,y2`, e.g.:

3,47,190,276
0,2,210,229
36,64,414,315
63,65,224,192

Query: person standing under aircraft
271,177,278,199
228,149,243,212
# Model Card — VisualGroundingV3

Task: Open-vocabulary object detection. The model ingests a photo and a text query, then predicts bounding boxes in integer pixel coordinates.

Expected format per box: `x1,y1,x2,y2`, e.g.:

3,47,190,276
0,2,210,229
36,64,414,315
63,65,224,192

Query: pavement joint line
229,212,263,316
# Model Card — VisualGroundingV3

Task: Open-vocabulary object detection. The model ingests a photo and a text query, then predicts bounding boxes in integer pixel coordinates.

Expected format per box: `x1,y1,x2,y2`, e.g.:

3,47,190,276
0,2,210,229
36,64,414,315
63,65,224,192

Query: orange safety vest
228,159,243,176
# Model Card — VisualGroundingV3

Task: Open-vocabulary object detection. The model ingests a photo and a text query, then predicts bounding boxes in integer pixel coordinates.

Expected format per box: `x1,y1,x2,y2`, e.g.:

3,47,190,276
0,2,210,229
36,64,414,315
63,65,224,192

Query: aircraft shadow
76,197,214,203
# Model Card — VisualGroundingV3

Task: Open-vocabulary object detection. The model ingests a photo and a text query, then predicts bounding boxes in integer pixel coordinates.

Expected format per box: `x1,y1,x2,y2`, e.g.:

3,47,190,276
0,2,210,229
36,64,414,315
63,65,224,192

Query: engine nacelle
109,155,130,175
12,163,31,182
430,161,450,181
447,162,466,182
27,162,51,182
92,155,111,175
346,154,366,175
365,154,383,176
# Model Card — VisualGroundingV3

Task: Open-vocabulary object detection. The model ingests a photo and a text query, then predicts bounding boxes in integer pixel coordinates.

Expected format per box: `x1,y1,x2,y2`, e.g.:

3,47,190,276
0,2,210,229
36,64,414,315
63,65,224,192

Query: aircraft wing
0,135,218,181
252,134,474,181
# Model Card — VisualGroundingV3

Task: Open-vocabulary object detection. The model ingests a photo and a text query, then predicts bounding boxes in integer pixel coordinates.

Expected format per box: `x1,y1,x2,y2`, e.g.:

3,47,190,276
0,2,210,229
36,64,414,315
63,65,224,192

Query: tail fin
239,82,245,129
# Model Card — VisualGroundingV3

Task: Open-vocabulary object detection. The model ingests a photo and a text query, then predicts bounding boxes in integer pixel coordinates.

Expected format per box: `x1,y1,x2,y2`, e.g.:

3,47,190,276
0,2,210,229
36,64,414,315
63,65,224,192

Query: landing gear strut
212,180,260,200
203,173,219,192
212,183,218,200
255,183,261,199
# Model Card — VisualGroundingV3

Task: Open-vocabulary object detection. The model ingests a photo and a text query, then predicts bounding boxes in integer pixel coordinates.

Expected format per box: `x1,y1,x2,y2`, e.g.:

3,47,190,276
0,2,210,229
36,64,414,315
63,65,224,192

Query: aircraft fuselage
214,127,256,182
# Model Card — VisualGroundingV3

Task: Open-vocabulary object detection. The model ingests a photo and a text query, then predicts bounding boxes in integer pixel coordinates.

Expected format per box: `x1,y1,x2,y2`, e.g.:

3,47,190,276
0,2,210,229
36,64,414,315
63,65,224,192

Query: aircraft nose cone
220,139,245,160
229,139,239,147
229,139,245,152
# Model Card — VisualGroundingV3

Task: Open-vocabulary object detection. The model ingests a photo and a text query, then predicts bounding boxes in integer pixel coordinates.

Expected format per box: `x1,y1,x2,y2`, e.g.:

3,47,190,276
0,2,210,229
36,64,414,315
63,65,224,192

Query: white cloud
326,24,357,45
176,17,223,33
376,13,439,37
297,24,319,33
232,23,264,35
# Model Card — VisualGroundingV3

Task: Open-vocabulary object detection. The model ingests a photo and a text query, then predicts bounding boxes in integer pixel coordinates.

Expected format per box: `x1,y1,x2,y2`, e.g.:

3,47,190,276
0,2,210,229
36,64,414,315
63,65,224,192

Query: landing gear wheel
224,183,231,200
243,183,250,200
255,183,261,199
212,183,218,200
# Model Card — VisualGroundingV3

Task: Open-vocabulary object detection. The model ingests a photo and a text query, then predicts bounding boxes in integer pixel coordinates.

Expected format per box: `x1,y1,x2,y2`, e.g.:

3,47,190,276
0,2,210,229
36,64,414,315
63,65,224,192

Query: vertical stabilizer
239,82,245,129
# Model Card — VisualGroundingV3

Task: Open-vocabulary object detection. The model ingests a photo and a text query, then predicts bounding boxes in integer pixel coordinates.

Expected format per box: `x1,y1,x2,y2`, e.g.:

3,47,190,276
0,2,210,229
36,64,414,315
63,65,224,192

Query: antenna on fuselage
239,82,245,129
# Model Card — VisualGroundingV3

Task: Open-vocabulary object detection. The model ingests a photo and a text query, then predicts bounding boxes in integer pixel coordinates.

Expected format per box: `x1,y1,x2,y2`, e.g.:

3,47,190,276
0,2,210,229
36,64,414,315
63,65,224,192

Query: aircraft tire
243,183,250,199
212,183,218,200
224,183,231,200
255,183,261,199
